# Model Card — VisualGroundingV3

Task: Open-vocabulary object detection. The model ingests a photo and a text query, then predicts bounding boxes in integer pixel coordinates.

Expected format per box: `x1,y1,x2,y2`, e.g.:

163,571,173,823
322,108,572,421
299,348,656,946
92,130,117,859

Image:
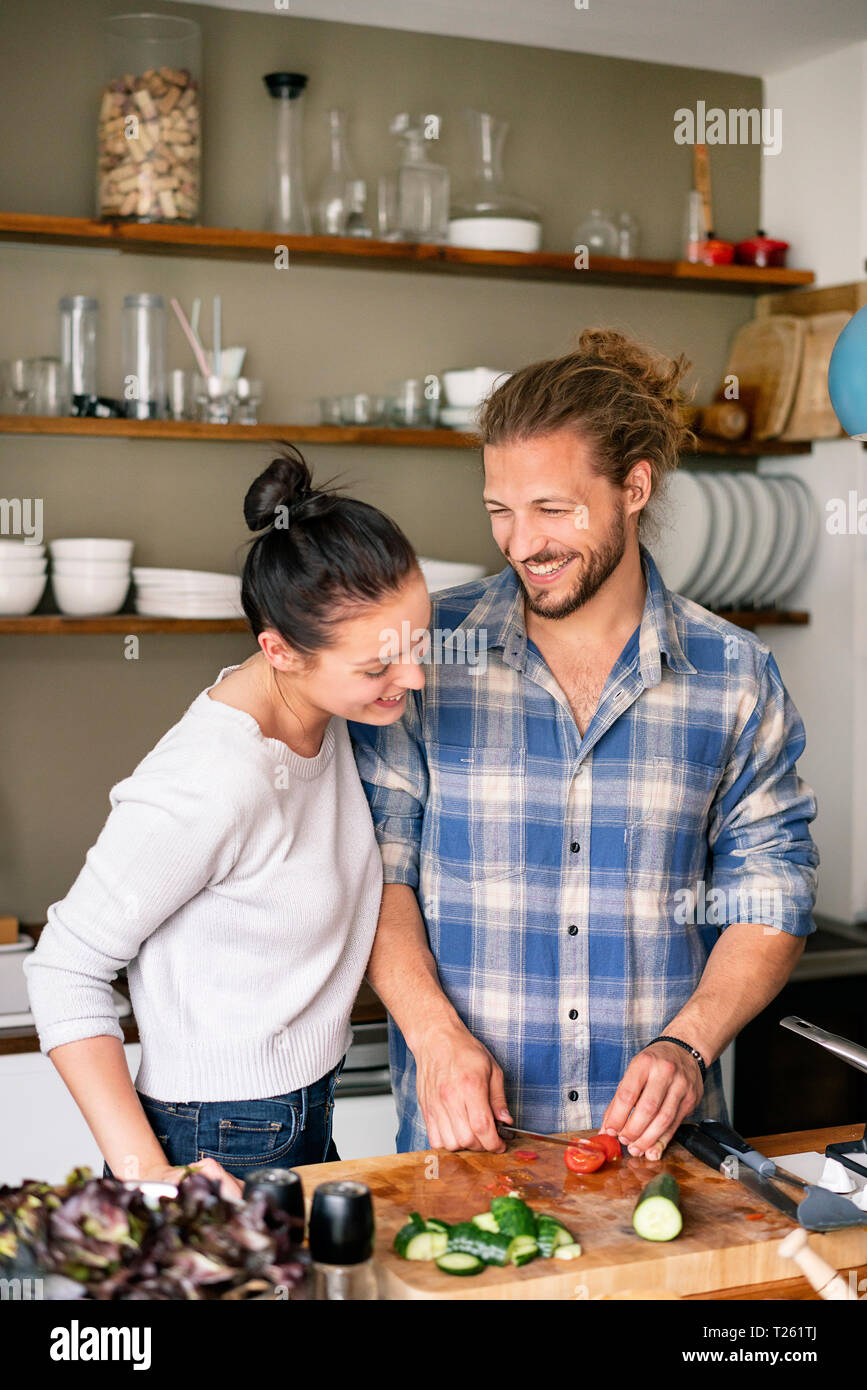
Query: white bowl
441,367,511,409
52,571,130,616
0,572,48,615
447,216,542,253
50,538,134,562
53,560,131,579
0,933,35,1014
0,557,48,575
0,540,45,556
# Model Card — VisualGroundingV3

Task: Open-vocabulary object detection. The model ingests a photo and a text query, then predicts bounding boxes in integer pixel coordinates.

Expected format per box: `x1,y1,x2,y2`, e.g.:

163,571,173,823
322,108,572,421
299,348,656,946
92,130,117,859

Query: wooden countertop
0,924,386,1056
294,1123,867,1301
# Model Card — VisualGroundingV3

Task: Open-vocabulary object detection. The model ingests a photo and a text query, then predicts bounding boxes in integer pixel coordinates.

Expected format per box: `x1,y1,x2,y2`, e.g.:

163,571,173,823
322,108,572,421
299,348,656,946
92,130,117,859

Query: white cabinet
332,1093,398,1160
0,1044,141,1186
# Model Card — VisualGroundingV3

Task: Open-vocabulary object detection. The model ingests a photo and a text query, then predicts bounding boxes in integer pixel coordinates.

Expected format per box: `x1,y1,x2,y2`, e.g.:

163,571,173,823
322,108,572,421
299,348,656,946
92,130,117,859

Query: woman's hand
142,1156,245,1202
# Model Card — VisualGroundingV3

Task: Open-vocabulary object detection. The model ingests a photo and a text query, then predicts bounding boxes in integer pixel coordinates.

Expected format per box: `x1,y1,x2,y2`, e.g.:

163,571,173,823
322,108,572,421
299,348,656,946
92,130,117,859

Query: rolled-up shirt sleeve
23,764,238,1055
349,694,429,891
708,651,818,937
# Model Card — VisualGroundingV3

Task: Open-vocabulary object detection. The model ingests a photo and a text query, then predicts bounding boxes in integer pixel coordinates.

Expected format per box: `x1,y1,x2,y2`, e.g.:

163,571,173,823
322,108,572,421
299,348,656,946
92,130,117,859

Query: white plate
650,471,713,594
753,477,799,607
725,474,778,607
704,474,756,609
133,568,241,589
691,473,735,602
135,598,244,618
772,475,820,603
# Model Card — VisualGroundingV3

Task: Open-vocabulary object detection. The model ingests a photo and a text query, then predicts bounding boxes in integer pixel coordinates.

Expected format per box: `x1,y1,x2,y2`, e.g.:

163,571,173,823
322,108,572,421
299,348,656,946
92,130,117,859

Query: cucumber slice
436,1251,485,1276
425,1218,450,1234
491,1196,536,1238
536,1214,574,1257
553,1242,583,1261
633,1174,682,1242
393,1225,449,1260
471,1211,500,1233
447,1221,511,1265
507,1234,539,1267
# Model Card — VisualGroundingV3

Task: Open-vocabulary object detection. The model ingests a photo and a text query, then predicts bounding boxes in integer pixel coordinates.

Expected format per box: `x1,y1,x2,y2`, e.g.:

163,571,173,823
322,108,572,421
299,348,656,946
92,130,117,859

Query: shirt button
568,924,578,936
568,1009,579,1020
570,841,580,853
568,1090,579,1103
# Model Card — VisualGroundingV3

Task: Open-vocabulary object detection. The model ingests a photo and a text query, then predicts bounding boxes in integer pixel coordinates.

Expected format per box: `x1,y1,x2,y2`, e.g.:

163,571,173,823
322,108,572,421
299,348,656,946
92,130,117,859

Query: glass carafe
389,114,450,243
315,109,358,236
448,110,541,252
263,72,311,234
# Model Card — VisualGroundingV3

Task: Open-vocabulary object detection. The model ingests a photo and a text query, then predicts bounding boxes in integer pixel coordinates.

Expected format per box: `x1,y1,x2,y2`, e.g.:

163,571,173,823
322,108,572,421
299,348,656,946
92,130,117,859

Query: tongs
780,1015,867,1183
780,1016,867,1074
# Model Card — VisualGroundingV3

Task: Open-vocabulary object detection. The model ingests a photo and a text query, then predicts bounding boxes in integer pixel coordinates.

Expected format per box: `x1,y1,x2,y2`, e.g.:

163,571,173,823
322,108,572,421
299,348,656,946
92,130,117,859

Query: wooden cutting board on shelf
781,310,850,440
720,315,805,440
294,1128,867,1300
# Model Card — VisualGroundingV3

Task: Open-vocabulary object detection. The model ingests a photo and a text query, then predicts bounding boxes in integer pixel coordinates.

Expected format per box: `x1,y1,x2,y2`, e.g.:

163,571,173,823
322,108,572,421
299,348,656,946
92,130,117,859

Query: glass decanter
315,109,358,236
448,110,541,251
388,113,450,243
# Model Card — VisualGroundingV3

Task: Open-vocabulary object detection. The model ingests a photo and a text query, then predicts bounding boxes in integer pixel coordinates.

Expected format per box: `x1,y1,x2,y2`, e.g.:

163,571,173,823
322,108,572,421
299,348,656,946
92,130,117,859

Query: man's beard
510,506,627,620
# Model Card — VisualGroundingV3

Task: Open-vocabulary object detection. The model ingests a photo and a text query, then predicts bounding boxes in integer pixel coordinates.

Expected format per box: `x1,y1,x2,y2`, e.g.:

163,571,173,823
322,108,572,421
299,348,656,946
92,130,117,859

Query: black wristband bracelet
647,1034,707,1080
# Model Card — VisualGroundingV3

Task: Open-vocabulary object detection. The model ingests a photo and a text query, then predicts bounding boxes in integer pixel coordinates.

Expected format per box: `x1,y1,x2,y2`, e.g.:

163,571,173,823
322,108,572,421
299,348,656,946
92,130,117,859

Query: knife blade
496,1123,592,1149
675,1124,801,1223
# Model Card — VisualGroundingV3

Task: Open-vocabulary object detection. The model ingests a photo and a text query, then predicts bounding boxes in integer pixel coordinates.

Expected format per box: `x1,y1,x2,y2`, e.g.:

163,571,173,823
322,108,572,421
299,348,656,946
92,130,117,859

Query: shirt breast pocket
628,756,722,880
425,743,526,885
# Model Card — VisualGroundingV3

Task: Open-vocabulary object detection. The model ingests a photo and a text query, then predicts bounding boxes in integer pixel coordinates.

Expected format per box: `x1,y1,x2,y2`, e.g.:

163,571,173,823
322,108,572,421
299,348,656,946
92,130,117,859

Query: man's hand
413,1020,514,1152
600,1041,704,1160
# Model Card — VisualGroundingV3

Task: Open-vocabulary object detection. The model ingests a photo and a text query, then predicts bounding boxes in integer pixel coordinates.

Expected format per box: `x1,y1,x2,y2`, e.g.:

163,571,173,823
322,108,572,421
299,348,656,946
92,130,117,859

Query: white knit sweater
24,666,383,1102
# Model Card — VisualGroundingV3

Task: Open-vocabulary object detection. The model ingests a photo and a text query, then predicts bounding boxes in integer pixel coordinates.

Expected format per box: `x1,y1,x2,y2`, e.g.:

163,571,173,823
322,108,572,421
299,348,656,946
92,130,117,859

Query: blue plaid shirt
350,547,818,1152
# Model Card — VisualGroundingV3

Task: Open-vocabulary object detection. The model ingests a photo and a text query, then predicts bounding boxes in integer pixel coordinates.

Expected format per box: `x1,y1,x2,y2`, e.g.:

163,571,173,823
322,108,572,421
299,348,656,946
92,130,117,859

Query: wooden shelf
0,615,248,634
0,415,813,456
0,610,809,635
0,213,815,292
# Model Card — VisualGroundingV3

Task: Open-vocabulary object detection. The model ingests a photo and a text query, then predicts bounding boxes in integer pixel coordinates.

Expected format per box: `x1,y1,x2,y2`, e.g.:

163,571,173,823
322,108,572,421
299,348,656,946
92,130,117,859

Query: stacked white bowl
50,538,134,616
133,568,243,619
0,540,48,615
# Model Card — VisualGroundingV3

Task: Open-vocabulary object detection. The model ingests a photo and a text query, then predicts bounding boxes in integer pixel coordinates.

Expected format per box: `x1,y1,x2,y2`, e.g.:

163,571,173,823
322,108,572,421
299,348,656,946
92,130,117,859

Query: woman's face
275,568,432,725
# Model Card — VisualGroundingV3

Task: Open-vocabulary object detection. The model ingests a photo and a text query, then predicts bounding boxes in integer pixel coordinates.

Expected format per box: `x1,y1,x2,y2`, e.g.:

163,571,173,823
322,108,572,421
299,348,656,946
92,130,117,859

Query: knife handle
675,1123,730,1172
699,1120,777,1177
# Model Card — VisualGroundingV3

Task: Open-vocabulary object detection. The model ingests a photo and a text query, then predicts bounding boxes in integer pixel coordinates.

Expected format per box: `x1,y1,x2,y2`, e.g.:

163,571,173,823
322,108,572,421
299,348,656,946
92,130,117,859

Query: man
351,328,818,1159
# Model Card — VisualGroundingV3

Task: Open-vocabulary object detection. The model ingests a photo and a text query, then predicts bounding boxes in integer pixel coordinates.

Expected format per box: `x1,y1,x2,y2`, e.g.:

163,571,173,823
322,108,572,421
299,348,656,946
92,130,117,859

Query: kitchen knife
675,1124,801,1222
496,1123,602,1149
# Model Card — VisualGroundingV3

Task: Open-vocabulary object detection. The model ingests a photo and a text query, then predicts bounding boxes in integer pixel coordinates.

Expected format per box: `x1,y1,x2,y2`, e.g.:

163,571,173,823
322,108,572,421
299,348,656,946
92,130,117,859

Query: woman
24,448,430,1200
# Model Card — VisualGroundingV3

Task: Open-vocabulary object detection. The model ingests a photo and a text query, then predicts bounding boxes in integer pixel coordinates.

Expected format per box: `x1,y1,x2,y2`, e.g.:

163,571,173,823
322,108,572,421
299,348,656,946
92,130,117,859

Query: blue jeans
104,1057,345,1181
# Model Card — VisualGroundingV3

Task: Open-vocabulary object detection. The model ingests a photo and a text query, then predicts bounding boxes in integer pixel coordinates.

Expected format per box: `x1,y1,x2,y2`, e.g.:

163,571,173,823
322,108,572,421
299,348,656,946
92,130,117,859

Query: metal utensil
496,1123,587,1149
699,1120,865,1232
675,1124,801,1223
780,1015,867,1075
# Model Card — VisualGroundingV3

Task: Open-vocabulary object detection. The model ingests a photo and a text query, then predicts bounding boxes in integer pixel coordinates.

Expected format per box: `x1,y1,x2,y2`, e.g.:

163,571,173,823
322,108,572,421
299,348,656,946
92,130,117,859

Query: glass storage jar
98,13,201,223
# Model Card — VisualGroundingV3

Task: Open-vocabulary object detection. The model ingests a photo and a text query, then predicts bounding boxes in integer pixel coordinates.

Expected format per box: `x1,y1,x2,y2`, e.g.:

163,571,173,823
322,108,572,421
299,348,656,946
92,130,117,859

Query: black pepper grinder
308,1180,378,1300
243,1167,306,1246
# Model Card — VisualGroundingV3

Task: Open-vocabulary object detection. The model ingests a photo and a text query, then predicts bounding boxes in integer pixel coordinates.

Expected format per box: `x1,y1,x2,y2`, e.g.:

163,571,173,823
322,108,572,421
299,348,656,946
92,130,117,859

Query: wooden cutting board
720,316,805,440
294,1127,867,1300
781,311,850,440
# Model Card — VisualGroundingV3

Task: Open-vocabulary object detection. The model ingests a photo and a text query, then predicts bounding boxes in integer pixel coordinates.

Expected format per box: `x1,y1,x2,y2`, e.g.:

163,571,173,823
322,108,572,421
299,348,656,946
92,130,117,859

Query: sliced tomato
588,1132,622,1162
564,1144,606,1175
514,1149,538,1161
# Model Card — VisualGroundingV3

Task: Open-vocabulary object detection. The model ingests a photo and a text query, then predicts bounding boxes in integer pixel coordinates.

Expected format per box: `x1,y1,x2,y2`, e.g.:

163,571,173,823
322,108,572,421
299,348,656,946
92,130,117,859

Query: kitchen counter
0,923,386,1056
294,1124,867,1301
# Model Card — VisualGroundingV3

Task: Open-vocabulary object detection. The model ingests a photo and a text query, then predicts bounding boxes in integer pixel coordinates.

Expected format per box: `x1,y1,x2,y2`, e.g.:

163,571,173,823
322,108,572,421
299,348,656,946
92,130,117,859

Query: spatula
699,1121,866,1232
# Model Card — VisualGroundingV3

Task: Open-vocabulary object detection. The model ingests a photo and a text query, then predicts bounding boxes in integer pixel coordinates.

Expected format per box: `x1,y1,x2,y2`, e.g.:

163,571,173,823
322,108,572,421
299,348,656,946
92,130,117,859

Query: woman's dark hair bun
244,445,317,532
240,444,418,657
